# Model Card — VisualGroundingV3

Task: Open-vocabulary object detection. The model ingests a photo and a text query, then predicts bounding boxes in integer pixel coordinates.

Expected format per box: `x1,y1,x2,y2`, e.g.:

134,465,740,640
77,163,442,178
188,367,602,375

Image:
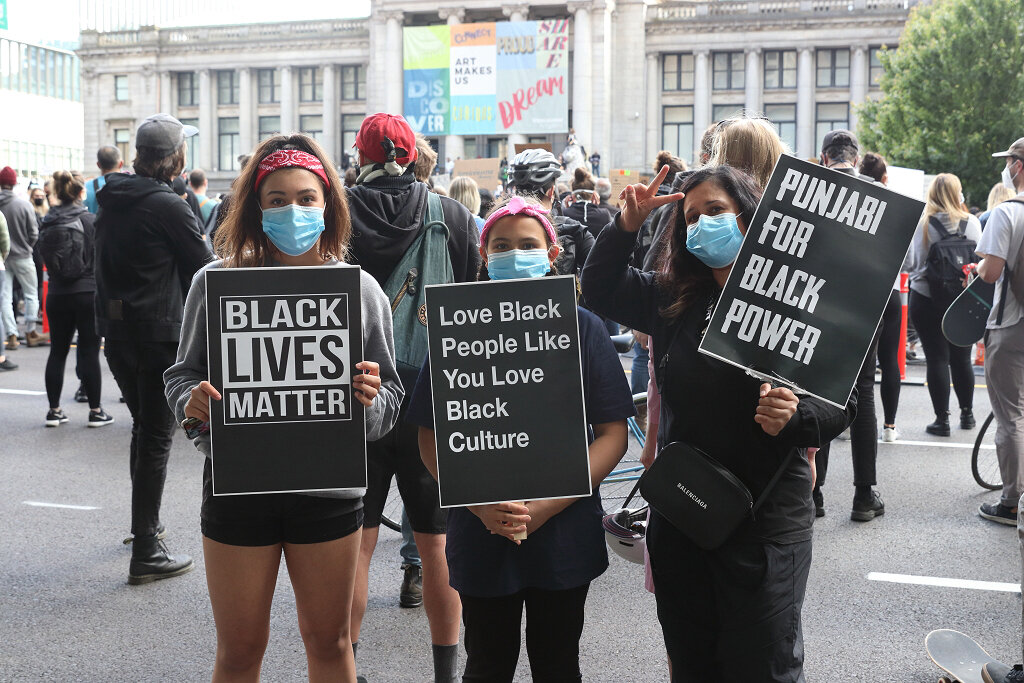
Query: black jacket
94,173,212,342
345,172,480,285
562,200,613,240
40,203,96,296
553,215,595,278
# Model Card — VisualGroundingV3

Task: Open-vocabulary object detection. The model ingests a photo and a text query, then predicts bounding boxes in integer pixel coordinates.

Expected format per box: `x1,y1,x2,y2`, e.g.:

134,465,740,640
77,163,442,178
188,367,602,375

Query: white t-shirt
977,193,1024,329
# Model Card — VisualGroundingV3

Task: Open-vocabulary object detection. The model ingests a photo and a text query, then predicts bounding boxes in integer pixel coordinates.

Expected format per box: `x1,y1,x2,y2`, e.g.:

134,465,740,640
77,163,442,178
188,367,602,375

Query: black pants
104,340,178,538
909,289,974,415
647,512,811,683
460,583,590,683
877,289,903,425
817,331,879,489
45,292,101,409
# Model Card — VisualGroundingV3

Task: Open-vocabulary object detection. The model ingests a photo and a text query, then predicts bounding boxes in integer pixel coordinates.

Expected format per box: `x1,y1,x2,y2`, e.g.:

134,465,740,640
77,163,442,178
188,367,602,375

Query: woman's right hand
468,502,531,544
618,164,684,234
184,381,221,423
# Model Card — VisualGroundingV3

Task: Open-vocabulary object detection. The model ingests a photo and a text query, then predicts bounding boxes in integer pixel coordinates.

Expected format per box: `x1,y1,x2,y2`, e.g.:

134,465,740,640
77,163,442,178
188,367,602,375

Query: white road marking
0,388,46,396
23,501,100,511
877,439,993,450
867,572,1020,593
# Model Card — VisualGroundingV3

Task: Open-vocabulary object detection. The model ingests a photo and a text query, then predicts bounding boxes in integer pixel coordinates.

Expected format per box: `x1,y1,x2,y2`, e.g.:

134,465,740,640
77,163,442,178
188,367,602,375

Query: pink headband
481,196,558,245
254,149,330,191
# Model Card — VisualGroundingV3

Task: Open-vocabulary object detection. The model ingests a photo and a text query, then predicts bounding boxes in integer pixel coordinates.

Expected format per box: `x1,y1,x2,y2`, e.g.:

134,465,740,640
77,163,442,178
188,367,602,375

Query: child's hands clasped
469,502,531,544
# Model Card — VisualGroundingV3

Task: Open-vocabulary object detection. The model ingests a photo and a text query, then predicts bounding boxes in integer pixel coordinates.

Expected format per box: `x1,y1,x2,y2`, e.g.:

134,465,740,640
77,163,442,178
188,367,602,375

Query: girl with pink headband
404,194,636,680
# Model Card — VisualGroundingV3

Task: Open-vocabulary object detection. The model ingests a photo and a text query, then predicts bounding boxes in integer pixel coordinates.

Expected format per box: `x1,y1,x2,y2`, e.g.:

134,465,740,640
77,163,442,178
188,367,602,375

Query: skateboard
942,274,995,347
926,629,1004,683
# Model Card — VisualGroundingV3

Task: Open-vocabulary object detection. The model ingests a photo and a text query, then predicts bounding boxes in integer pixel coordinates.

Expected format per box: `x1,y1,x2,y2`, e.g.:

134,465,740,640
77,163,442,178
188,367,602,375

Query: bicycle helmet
602,506,648,565
508,148,562,194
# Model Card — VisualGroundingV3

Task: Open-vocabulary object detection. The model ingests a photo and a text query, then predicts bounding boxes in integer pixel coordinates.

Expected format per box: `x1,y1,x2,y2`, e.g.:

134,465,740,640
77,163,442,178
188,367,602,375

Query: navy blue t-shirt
406,305,635,597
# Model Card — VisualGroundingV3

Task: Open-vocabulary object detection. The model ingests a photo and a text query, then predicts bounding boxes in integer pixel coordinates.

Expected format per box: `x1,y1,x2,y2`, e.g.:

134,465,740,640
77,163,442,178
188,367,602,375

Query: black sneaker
961,408,977,430
400,563,423,608
851,490,885,522
0,358,17,371
74,383,88,403
88,408,114,428
983,662,1024,683
45,408,69,427
979,502,1017,526
812,487,825,518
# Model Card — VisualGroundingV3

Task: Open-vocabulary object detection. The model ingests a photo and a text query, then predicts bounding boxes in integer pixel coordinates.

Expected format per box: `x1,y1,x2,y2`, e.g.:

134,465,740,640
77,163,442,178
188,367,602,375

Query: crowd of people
3,107,1024,683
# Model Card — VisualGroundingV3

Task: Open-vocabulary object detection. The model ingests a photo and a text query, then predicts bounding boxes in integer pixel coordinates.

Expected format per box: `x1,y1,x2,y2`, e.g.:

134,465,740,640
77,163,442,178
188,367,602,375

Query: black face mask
33,197,45,206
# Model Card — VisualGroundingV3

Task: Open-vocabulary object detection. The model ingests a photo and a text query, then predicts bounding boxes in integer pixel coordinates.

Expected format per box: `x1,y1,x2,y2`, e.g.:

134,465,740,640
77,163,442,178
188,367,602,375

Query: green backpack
382,191,454,376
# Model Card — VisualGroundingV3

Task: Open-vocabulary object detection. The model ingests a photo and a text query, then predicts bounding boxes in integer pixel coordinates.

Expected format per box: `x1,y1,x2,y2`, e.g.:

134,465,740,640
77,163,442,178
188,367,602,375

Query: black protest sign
698,155,924,407
206,265,365,495
425,275,590,507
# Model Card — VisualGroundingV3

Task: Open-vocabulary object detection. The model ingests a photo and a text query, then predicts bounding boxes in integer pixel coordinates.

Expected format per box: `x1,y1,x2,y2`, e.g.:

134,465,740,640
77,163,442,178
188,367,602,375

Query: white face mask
1003,160,1021,192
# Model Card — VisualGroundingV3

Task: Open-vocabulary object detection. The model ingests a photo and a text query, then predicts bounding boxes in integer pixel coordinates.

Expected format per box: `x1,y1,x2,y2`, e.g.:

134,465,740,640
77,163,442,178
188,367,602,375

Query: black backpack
38,215,87,280
925,216,978,312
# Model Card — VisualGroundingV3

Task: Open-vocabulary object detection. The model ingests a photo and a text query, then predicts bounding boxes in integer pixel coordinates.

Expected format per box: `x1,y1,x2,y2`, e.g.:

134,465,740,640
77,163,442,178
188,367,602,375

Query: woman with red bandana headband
164,134,404,682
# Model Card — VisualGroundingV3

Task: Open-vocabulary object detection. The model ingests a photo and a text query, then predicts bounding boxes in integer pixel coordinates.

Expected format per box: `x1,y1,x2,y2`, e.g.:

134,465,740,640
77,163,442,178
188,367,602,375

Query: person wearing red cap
0,165,49,349
345,113,480,683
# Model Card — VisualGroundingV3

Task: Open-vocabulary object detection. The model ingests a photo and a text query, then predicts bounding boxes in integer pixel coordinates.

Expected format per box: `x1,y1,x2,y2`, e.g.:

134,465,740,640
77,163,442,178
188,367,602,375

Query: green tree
858,0,1024,204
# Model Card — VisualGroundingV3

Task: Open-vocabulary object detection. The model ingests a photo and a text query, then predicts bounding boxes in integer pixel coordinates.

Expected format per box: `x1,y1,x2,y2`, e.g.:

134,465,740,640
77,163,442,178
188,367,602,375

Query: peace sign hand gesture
618,165,685,234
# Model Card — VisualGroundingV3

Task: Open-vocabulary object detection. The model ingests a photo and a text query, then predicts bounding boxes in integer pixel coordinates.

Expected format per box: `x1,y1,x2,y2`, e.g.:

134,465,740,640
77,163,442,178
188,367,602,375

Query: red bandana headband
254,149,330,190
480,196,558,245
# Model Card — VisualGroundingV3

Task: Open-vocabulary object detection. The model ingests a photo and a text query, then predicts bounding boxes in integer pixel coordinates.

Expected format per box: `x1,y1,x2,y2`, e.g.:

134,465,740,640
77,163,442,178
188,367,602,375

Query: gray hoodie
163,260,405,500
0,190,39,259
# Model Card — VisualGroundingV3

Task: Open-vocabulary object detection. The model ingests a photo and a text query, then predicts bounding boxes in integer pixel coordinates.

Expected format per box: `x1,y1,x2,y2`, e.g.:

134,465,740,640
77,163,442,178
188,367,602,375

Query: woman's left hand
755,383,799,436
353,361,381,407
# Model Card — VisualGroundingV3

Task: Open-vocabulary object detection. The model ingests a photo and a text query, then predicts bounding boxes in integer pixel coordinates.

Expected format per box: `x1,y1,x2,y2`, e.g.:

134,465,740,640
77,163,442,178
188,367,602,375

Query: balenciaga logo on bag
676,482,708,510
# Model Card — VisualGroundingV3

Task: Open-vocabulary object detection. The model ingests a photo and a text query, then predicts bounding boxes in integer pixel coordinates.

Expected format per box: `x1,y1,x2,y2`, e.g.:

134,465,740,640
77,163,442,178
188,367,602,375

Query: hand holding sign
353,361,381,407
618,165,685,234
185,381,222,423
755,383,799,436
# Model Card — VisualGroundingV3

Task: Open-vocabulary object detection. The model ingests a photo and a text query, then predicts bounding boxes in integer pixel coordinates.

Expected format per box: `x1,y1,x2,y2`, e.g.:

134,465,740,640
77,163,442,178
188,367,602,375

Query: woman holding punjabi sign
581,164,853,682
406,195,636,682
164,135,403,682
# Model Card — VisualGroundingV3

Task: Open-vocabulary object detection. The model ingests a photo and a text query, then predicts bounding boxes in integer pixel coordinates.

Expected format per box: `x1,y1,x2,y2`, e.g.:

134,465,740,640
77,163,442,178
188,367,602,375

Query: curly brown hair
213,134,349,268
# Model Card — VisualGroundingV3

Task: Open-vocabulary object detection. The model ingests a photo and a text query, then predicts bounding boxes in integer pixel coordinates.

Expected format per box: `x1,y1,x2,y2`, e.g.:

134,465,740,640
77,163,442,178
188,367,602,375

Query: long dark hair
656,165,762,318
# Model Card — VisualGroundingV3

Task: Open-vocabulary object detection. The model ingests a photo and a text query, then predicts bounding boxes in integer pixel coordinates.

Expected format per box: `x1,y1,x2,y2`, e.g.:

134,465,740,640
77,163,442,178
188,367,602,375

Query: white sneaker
837,427,851,441
882,426,900,443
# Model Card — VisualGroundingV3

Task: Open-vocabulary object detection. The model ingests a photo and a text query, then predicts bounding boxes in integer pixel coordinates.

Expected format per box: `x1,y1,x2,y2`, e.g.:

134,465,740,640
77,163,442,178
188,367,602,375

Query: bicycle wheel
972,412,1001,491
600,403,648,514
380,476,403,532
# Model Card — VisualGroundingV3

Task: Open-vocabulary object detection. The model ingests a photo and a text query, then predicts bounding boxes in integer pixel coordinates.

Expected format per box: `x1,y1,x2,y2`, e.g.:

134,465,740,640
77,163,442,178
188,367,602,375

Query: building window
259,116,281,140
764,104,797,152
342,114,362,164
177,72,198,107
712,104,744,123
341,65,365,100
712,52,744,90
114,128,131,163
763,50,797,89
662,53,695,91
217,70,239,105
218,117,240,171
300,115,323,143
869,47,884,88
815,102,850,147
298,67,323,102
816,49,850,88
180,118,198,171
114,75,129,101
662,105,694,163
257,69,278,104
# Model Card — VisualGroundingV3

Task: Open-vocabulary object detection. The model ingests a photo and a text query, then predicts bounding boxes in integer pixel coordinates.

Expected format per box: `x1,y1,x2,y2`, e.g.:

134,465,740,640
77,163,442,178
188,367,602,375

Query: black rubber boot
926,411,951,437
128,536,194,585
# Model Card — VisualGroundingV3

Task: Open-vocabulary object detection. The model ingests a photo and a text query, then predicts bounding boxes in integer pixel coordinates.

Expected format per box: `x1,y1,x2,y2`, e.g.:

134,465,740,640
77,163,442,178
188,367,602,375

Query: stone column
238,68,254,159
569,1,593,151
646,52,660,165
693,50,710,148
503,4,531,160
744,48,761,114
440,8,466,163
280,66,295,135
366,11,388,114
796,47,815,158
848,45,868,133
159,71,173,114
198,68,214,169
385,12,404,115
322,64,338,165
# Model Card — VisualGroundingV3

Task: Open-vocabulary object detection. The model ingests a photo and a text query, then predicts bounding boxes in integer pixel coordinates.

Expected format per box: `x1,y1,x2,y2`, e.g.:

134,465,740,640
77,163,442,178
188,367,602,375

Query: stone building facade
76,0,918,190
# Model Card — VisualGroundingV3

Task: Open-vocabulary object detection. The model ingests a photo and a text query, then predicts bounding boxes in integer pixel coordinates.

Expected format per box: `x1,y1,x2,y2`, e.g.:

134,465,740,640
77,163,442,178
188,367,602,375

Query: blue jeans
400,508,421,567
631,341,650,395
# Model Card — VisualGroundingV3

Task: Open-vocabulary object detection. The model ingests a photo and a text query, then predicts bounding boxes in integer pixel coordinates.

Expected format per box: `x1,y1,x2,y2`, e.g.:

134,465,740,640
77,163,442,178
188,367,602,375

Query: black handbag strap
752,448,799,517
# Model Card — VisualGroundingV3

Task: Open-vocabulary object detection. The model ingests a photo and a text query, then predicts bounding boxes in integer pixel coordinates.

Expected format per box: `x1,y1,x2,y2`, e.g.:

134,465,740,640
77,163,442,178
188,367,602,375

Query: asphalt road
0,341,1020,682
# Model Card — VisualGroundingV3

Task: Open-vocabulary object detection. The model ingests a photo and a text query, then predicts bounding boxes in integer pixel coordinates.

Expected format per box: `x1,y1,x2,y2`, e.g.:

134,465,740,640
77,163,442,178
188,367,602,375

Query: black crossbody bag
640,307,798,550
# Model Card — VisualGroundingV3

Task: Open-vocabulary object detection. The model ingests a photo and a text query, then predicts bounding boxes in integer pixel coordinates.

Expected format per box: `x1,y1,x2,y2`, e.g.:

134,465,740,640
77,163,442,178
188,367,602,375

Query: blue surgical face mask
486,249,552,280
261,204,326,257
685,213,744,269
